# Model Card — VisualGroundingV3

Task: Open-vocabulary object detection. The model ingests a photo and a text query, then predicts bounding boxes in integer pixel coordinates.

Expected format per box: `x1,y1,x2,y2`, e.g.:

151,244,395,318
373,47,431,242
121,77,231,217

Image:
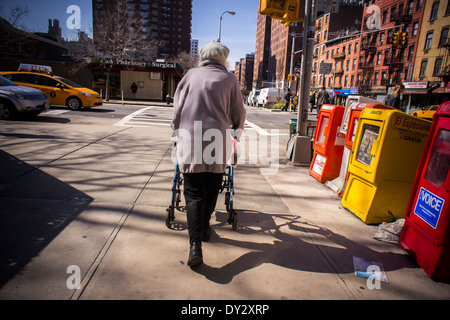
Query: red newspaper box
309,104,345,183
399,101,450,282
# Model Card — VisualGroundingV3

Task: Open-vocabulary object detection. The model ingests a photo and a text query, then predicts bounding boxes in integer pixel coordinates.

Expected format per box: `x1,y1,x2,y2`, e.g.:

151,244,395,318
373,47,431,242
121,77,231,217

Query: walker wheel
165,207,173,228
231,211,237,230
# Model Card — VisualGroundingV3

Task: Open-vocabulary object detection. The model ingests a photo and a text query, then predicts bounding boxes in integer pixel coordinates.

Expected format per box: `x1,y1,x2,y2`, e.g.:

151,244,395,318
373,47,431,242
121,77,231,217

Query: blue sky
0,0,259,69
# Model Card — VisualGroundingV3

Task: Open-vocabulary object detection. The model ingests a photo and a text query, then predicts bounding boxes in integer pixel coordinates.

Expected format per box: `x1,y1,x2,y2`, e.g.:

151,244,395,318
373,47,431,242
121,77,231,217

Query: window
354,42,358,53
377,52,381,65
407,45,415,61
416,0,423,12
439,27,449,46
407,1,414,14
433,57,443,75
424,32,433,49
348,44,352,54
412,22,419,36
8,73,36,84
419,59,428,77
382,10,387,24
390,6,397,22
430,2,439,20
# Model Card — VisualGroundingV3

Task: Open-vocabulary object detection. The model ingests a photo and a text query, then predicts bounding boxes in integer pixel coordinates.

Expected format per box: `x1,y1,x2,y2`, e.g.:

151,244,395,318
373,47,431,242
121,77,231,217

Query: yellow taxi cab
0,71,102,110
411,105,438,120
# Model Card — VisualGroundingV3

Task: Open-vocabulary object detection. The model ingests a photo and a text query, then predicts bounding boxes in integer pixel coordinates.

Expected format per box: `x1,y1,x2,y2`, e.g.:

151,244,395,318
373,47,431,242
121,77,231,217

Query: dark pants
183,172,223,245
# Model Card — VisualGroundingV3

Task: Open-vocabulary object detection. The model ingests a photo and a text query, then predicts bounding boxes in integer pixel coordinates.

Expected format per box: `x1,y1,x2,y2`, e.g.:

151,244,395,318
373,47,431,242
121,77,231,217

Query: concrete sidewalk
0,116,449,302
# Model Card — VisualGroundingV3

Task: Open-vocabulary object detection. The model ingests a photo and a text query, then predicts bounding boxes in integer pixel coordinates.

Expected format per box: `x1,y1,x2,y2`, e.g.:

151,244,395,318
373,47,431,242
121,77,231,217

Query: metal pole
289,34,295,89
218,11,235,43
218,16,223,42
297,0,316,136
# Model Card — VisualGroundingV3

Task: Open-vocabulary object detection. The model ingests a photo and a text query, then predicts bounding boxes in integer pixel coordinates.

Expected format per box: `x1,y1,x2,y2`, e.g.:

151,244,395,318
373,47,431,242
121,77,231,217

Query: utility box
309,104,345,183
399,101,450,282
342,108,432,224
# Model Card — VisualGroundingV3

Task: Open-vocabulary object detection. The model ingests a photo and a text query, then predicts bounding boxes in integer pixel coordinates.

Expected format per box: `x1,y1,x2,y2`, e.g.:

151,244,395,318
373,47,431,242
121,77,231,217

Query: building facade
253,13,272,88
92,0,192,58
356,0,426,100
91,0,190,101
268,19,303,89
413,0,450,82
190,39,199,58
239,53,255,91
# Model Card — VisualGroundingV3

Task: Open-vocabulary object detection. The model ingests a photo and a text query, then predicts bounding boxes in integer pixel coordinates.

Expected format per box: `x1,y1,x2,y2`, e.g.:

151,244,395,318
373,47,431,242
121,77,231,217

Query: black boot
202,226,211,242
188,241,203,267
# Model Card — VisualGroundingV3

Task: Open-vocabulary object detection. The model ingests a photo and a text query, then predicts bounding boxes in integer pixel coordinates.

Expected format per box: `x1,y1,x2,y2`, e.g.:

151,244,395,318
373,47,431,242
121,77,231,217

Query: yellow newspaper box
342,108,432,224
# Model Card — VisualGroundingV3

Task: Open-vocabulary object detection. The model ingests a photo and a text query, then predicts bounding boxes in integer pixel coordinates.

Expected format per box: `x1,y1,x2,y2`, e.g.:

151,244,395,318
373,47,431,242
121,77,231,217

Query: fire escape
437,39,450,83
382,9,413,86
359,32,376,95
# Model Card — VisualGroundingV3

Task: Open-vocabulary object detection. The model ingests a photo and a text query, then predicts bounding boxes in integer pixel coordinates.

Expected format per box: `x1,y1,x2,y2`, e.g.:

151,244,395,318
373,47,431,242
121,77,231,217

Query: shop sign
403,82,428,89
349,87,359,95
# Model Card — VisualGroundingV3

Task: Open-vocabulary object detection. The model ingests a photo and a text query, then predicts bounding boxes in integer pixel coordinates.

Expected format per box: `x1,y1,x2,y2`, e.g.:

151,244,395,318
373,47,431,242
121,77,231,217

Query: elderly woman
171,42,246,267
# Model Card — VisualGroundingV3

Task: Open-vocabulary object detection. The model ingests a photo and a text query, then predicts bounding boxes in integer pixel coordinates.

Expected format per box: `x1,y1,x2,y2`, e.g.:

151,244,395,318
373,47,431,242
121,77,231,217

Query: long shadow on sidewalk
193,209,418,285
0,150,93,288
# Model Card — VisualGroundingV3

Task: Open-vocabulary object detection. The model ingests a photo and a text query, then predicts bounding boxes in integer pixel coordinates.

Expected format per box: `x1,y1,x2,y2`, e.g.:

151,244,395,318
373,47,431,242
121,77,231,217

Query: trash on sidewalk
353,256,389,283
373,218,405,244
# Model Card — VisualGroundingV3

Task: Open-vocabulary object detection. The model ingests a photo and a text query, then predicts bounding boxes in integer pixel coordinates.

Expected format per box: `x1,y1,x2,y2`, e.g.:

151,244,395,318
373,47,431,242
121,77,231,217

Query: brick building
267,19,303,89
253,13,272,88
312,4,364,88
357,0,426,99
252,2,304,90
311,3,364,105
92,0,192,58
408,0,450,107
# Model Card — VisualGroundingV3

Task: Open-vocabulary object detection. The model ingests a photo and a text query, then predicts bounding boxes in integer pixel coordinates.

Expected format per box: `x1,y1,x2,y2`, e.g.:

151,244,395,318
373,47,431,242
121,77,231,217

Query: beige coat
171,60,246,173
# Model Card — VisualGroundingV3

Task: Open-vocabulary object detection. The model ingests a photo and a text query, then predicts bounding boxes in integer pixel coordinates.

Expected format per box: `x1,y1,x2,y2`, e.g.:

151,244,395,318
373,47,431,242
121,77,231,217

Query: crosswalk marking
43,109,70,115
114,107,172,127
114,107,287,136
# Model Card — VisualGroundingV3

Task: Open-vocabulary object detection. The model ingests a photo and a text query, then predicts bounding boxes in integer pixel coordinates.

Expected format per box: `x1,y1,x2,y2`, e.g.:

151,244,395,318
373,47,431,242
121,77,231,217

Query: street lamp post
218,11,235,43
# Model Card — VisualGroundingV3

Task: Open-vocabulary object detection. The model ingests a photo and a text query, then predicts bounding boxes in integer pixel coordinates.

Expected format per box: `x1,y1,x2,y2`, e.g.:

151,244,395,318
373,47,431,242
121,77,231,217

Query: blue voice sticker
413,187,445,229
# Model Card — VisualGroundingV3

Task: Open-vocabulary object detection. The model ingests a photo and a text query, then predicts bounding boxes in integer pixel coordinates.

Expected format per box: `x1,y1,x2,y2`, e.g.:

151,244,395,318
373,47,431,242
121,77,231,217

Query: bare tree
89,0,161,100
168,51,198,75
7,5,29,29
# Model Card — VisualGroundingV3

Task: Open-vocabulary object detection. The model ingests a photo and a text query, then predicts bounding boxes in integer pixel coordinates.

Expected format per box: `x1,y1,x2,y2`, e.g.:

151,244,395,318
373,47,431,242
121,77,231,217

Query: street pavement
0,101,449,308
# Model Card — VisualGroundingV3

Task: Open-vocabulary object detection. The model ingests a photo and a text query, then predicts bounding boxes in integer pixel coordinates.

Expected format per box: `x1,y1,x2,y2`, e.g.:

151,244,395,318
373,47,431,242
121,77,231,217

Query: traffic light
393,32,400,46
288,74,297,82
259,0,303,27
400,32,407,46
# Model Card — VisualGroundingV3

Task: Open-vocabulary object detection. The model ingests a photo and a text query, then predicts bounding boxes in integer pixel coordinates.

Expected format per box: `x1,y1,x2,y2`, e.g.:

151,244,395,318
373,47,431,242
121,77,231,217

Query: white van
257,87,286,108
247,89,260,106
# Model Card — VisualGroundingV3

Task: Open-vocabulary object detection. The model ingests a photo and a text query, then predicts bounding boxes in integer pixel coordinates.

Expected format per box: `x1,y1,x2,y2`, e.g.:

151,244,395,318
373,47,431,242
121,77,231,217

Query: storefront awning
402,82,439,94
432,86,450,93
87,60,184,78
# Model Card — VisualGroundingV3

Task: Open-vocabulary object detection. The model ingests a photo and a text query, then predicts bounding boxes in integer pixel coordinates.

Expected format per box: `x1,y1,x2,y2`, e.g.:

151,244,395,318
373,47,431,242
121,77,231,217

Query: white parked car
0,75,50,120
257,87,286,108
